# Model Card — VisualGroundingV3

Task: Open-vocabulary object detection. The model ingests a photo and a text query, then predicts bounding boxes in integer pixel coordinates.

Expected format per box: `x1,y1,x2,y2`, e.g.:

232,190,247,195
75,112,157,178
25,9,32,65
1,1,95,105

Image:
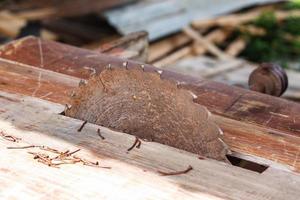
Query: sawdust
65,67,229,161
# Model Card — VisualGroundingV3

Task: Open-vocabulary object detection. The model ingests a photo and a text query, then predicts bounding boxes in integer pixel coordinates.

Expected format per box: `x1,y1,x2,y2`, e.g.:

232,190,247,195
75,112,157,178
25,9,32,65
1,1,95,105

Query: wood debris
127,137,142,152
77,120,87,132
157,165,193,176
97,128,105,140
0,131,21,142
7,144,101,168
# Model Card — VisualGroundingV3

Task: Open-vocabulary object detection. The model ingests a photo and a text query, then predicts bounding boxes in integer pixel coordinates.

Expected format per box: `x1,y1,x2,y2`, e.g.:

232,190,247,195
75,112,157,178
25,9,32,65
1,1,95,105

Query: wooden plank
192,9,300,29
0,91,299,199
97,31,149,62
183,27,230,60
167,56,248,78
149,33,191,63
153,46,191,68
0,36,300,171
0,58,297,171
152,29,230,67
4,0,136,19
224,38,246,57
0,58,79,104
0,11,26,37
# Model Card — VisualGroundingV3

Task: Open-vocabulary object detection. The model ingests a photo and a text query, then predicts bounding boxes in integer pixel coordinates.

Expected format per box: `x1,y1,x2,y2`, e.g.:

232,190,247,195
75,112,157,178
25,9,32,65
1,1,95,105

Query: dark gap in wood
226,155,268,173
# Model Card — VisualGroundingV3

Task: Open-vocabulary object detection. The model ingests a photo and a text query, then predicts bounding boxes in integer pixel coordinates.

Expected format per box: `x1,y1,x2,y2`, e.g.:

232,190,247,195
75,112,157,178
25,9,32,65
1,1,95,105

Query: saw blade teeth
188,91,198,100
78,79,87,87
65,104,72,111
218,127,224,135
105,64,112,70
70,90,76,97
156,70,163,77
123,61,129,69
218,138,231,154
140,64,145,71
90,71,96,77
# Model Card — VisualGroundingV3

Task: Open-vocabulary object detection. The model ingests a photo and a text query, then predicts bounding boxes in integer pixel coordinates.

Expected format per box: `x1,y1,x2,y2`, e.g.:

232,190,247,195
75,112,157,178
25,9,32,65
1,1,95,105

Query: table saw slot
226,154,269,173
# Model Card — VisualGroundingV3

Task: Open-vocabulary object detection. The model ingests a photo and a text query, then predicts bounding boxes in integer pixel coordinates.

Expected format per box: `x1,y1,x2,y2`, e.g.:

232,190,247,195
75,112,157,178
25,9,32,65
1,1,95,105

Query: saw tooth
78,79,87,87
176,81,186,88
105,64,112,70
140,64,145,71
189,91,198,100
66,104,72,110
62,104,72,114
70,90,76,97
156,70,163,77
123,61,129,69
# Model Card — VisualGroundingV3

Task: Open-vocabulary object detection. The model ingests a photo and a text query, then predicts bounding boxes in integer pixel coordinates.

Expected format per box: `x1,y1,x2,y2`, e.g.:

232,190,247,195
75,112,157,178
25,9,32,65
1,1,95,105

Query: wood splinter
77,121,87,132
127,136,142,152
157,165,193,176
0,131,21,142
97,128,105,140
7,145,36,149
8,144,101,168
198,155,206,160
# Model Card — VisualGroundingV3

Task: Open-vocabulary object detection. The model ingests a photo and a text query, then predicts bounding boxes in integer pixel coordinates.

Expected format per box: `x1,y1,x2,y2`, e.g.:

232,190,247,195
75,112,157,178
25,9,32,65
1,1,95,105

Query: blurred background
0,0,300,101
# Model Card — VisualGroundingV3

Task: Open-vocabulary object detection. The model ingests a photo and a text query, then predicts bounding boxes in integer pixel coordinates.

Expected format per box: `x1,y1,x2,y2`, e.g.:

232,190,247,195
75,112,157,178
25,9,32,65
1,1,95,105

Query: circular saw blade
65,67,229,161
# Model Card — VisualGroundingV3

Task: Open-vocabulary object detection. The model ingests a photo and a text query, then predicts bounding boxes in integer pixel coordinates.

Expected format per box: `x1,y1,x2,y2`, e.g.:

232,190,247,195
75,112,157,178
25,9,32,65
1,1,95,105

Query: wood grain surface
0,36,299,171
0,91,299,200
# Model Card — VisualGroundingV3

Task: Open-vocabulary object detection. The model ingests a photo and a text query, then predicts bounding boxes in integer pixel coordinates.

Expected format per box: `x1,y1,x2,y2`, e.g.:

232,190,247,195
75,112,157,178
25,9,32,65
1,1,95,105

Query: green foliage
282,16,300,35
284,0,300,10
239,5,300,69
254,11,278,30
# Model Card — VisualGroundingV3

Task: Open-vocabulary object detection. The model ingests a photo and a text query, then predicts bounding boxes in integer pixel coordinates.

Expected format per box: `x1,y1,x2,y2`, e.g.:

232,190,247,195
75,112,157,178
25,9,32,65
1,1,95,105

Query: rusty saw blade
65,66,230,161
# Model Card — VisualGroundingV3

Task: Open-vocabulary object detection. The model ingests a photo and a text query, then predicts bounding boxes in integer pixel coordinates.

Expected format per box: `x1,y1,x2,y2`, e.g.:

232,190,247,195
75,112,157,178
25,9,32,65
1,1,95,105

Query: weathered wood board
3,0,136,19
0,36,299,171
0,91,299,199
0,58,79,104
98,31,149,62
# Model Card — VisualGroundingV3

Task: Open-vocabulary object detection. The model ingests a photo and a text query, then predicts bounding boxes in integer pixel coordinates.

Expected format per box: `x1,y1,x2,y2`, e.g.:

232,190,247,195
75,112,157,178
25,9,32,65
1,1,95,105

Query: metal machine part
248,63,288,97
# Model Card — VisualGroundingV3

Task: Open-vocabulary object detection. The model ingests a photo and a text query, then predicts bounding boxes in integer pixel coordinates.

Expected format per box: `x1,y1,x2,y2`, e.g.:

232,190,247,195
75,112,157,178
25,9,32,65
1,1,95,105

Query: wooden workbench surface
0,91,299,200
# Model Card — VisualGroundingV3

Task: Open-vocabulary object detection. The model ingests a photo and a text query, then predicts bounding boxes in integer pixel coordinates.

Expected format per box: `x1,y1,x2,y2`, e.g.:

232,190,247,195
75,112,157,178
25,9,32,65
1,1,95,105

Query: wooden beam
0,11,26,37
0,58,79,104
152,29,231,67
149,33,191,63
225,38,246,57
153,46,191,68
192,9,300,29
0,36,299,171
97,31,149,62
0,91,299,199
183,27,230,60
4,0,136,19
